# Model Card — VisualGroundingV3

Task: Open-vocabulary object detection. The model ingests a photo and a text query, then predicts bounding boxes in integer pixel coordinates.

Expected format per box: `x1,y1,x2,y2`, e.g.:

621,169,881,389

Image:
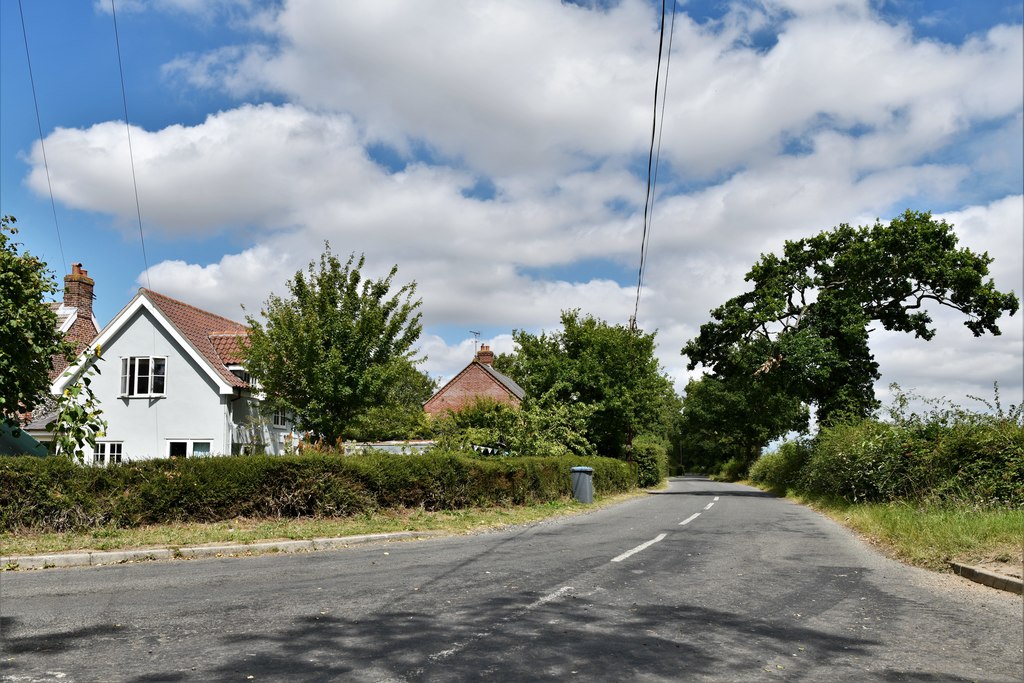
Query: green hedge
752,411,1023,508
801,415,1023,506
0,451,634,533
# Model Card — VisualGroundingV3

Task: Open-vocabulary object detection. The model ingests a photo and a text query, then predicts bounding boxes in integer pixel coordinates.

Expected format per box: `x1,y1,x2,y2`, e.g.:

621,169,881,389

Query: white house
52,288,293,463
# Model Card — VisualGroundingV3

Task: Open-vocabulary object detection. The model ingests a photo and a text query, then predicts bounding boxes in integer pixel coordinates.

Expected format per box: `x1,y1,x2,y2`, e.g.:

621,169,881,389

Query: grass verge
0,492,642,558
789,493,1024,572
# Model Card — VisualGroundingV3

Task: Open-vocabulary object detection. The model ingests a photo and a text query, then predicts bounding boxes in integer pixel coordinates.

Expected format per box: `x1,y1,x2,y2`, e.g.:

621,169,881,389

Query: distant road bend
2,476,1021,682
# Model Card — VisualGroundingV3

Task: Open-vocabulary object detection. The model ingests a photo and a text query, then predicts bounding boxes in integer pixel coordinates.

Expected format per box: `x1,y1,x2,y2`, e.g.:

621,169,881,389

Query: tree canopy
677,370,809,475
0,215,71,424
682,210,1019,425
244,248,424,444
495,309,680,458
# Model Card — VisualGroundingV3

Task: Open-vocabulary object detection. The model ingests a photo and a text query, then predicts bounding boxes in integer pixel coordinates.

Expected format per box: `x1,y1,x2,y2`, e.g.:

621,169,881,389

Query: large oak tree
683,210,1019,426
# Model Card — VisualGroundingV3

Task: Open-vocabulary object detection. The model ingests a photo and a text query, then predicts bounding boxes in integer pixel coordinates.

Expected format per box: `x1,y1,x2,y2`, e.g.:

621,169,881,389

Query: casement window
120,356,166,397
272,409,291,428
168,440,212,458
94,442,123,465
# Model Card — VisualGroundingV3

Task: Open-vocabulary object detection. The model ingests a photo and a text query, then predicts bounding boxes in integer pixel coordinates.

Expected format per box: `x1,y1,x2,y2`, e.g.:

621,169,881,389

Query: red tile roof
210,333,246,365
141,289,249,389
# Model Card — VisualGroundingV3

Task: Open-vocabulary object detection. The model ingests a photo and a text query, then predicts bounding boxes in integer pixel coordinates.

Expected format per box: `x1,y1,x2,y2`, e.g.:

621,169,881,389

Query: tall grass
798,497,1024,570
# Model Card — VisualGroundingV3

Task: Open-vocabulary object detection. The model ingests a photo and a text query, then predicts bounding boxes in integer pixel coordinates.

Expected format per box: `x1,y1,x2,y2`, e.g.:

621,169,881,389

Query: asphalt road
1,477,1021,682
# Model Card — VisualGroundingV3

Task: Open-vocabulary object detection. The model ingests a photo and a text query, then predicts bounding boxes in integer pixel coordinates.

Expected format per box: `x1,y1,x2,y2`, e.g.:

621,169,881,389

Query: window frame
120,356,167,397
94,442,123,465
167,440,213,458
271,409,291,429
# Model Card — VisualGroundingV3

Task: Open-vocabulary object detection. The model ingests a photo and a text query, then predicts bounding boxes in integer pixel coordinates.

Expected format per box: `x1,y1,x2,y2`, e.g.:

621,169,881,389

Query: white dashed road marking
679,513,701,526
611,533,667,563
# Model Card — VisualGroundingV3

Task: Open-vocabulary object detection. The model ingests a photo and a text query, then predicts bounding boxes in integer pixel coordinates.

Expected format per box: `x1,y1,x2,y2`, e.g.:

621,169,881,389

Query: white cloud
23,0,1024,409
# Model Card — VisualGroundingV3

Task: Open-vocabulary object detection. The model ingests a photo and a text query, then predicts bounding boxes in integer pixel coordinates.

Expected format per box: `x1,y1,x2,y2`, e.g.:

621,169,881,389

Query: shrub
749,440,811,493
631,434,669,487
799,390,1023,507
714,457,748,482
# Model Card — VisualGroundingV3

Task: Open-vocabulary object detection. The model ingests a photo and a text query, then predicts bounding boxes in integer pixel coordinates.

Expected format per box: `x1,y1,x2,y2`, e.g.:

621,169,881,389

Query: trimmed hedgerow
0,451,633,533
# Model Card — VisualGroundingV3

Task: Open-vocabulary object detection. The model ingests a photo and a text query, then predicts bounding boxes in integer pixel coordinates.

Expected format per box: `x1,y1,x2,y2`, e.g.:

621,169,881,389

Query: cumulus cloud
25,0,1024,407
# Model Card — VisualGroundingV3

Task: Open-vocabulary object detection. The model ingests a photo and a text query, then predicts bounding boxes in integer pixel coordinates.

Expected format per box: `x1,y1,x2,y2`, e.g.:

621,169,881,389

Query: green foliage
748,440,812,494
244,248,424,444
0,451,635,533
677,372,808,474
712,457,750,482
346,359,436,441
757,386,1024,508
495,309,680,458
631,434,669,487
430,396,597,458
49,348,108,462
683,210,1019,426
0,215,72,423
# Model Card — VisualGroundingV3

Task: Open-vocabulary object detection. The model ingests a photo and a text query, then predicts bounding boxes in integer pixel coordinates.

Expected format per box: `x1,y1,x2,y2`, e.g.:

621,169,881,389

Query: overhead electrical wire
110,0,152,290
631,0,678,329
17,0,67,276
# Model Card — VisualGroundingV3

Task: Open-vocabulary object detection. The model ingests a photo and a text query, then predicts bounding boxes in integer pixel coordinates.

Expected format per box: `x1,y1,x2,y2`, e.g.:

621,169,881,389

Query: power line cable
17,0,67,276
632,0,671,329
110,0,151,290
638,0,678,305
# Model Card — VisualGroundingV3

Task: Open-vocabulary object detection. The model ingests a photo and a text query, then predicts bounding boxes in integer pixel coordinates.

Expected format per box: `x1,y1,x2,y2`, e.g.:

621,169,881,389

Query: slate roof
479,363,526,400
141,289,249,389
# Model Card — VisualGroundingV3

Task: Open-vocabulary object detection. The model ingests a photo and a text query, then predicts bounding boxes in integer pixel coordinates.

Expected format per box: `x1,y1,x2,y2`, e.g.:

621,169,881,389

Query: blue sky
2,0,1021,407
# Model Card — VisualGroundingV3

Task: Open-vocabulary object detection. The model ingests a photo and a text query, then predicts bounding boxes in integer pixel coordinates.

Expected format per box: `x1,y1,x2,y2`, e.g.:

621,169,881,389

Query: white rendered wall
86,308,230,461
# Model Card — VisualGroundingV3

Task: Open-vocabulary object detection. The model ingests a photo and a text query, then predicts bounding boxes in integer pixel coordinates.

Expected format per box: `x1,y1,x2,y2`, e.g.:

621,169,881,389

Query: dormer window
229,366,251,384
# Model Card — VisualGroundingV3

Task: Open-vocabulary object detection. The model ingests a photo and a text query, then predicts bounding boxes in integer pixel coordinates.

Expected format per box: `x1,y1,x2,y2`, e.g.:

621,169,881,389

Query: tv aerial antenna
470,330,481,352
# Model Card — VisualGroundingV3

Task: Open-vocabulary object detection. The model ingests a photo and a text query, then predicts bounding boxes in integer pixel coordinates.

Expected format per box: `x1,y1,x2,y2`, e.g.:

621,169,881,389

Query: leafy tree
244,248,423,444
49,347,108,462
0,215,72,425
677,370,808,476
683,210,1019,425
495,310,679,458
347,359,436,442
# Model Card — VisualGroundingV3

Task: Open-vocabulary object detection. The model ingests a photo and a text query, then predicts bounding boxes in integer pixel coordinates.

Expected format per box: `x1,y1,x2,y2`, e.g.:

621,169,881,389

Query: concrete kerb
948,561,1024,595
1,530,446,571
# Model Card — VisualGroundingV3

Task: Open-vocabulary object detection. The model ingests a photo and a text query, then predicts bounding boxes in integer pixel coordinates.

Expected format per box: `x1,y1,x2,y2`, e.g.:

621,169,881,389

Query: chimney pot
476,344,494,365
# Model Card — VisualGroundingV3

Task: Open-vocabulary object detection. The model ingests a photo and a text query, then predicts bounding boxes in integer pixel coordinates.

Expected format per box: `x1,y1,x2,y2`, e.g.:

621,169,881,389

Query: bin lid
570,466,594,473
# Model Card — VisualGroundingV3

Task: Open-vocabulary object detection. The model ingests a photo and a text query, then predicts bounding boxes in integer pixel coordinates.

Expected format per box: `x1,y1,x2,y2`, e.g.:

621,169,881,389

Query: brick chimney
59,263,98,363
475,344,494,365
64,263,95,320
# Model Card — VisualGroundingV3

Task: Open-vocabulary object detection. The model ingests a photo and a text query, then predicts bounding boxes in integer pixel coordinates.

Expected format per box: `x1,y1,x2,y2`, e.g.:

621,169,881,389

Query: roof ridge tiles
141,288,247,331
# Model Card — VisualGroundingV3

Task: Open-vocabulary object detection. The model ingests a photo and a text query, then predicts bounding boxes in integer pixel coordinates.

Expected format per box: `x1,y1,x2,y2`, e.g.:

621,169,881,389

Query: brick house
423,345,525,416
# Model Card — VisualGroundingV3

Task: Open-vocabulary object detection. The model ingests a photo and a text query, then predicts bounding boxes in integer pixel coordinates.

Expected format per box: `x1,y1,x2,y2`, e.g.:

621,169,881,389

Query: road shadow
648,489,776,498
85,588,969,682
